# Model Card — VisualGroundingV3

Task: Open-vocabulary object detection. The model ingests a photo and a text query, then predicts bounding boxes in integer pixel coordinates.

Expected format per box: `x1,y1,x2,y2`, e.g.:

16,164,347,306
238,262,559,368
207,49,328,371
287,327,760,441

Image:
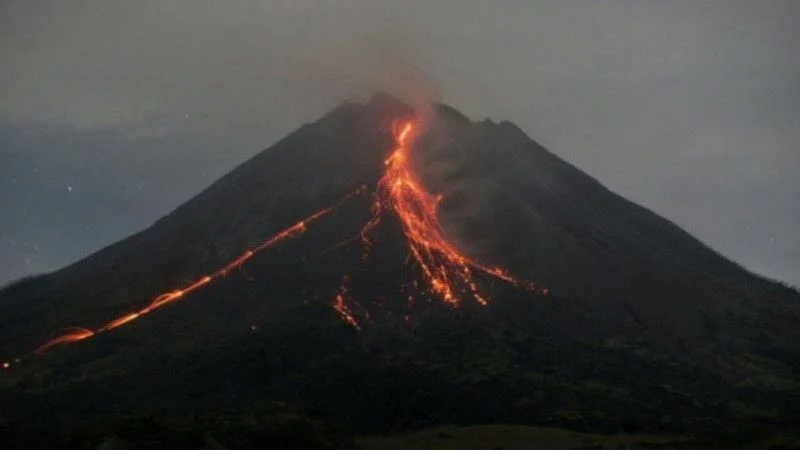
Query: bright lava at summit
2,117,545,368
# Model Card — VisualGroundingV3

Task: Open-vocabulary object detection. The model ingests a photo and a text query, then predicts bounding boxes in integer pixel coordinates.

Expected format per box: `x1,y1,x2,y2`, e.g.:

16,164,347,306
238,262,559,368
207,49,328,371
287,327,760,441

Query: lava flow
3,114,545,367
34,327,95,354
30,204,341,355
333,119,541,325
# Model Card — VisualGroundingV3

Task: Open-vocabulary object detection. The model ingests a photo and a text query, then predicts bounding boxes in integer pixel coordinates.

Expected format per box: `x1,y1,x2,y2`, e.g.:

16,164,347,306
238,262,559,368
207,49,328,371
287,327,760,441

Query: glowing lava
333,119,540,327
333,275,360,329
36,327,94,354
8,114,545,363
30,204,340,355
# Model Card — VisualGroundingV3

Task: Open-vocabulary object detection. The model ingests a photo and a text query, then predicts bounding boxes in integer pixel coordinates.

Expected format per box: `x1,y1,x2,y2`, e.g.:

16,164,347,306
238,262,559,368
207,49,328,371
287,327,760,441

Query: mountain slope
1,93,798,437
413,107,800,361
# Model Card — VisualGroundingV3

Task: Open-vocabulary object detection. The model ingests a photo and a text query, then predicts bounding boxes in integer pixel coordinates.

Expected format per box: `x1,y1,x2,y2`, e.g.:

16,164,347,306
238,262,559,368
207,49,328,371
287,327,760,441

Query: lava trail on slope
2,117,544,369
332,120,544,327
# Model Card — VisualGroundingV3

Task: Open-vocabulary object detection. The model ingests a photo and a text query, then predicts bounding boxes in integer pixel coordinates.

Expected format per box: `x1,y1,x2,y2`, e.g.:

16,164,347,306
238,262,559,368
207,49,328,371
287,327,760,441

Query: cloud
0,0,439,140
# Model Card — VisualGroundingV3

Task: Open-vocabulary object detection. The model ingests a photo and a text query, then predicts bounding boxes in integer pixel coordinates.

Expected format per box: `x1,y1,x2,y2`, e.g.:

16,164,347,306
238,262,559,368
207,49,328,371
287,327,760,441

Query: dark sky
1,1,798,287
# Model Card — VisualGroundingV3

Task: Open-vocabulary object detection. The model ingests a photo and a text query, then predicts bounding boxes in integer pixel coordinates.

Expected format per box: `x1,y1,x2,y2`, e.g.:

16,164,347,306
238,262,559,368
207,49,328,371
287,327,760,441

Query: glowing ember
333,276,360,329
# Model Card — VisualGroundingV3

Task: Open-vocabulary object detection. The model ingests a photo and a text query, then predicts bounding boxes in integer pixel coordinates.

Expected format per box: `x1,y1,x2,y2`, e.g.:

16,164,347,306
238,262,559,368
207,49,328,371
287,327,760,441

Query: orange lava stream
1,116,547,368
334,119,540,327
35,327,94,354
31,204,340,355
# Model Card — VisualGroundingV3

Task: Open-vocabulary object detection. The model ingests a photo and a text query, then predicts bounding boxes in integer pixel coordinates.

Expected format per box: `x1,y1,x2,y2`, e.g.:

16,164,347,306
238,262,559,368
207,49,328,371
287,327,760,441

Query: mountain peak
365,91,415,117
432,102,471,123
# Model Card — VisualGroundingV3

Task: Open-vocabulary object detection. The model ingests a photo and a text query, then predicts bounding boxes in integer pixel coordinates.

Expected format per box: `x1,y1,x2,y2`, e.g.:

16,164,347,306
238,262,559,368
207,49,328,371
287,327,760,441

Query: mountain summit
1,93,798,436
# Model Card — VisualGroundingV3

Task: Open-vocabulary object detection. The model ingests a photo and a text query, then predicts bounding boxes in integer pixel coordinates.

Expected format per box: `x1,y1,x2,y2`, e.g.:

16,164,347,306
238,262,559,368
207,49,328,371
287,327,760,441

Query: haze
1,0,798,286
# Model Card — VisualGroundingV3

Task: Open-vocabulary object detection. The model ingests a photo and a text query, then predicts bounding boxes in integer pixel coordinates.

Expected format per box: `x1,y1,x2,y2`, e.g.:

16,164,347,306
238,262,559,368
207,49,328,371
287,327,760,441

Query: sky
1,0,798,287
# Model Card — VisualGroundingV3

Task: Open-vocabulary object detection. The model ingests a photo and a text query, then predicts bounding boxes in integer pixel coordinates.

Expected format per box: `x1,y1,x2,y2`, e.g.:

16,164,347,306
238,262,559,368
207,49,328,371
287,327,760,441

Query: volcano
1,94,799,442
